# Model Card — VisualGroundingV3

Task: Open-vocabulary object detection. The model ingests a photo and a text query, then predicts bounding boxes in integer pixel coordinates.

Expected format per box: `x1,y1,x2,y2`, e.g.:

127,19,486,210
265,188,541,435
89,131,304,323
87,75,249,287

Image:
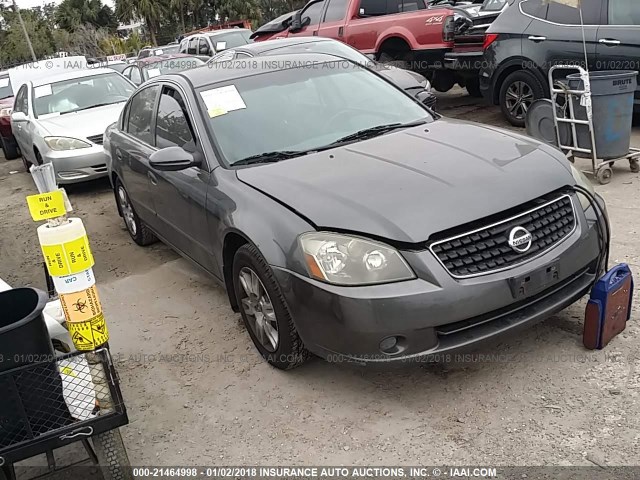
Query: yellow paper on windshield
200,85,246,118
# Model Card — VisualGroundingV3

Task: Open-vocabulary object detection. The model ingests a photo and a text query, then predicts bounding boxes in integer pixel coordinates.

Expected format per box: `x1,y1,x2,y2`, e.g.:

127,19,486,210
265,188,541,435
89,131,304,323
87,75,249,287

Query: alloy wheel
505,81,534,121
238,267,279,352
117,186,137,236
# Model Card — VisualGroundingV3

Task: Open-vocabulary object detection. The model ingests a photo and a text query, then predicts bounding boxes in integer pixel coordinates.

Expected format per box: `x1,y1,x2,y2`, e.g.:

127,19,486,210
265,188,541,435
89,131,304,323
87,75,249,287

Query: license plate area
508,260,560,300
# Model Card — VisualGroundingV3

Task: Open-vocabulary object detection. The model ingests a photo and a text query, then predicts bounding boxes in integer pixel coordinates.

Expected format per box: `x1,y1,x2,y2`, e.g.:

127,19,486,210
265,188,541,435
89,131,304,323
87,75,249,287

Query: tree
0,6,56,67
55,0,118,33
115,0,168,45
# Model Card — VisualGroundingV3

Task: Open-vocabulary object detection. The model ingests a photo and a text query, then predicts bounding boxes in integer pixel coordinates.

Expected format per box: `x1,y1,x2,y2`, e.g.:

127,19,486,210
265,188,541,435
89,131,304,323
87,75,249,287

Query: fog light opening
379,335,406,355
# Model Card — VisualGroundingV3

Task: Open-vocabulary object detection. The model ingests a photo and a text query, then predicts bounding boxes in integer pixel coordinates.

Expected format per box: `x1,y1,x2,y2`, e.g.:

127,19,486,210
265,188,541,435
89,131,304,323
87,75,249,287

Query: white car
10,68,135,184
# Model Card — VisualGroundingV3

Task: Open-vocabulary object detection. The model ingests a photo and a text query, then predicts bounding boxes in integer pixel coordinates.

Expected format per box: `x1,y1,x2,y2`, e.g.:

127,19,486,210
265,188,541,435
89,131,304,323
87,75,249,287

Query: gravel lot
1,89,639,470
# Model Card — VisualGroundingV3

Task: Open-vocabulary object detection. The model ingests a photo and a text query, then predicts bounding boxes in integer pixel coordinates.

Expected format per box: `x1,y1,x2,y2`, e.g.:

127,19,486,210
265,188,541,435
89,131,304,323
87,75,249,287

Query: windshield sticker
200,85,246,118
0,78,9,87
147,68,162,78
34,84,53,98
155,49,164,55
215,41,227,51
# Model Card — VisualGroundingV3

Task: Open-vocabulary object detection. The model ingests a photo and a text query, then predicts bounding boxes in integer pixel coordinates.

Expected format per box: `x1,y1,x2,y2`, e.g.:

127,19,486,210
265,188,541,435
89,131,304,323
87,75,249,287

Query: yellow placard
26,190,66,221
59,284,102,323
67,316,109,351
208,107,227,118
41,235,94,276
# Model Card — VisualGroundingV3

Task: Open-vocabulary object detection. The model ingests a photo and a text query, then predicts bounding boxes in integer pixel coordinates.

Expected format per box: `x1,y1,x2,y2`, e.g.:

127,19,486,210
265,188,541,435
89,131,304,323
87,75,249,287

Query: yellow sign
41,235,94,276
60,284,102,323
67,316,109,351
26,190,66,221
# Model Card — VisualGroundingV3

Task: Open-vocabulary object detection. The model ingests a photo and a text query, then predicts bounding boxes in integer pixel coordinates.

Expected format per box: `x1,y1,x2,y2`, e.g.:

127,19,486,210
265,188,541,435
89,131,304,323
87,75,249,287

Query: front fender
211,168,315,277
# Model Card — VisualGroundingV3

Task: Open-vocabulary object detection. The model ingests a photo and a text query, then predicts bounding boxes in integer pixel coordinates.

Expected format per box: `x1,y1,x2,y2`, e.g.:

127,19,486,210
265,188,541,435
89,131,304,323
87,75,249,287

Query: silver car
10,68,135,184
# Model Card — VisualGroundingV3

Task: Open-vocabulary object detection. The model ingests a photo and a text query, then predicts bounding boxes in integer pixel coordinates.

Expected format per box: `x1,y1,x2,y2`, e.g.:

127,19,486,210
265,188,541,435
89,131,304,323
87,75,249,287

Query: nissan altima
105,53,604,369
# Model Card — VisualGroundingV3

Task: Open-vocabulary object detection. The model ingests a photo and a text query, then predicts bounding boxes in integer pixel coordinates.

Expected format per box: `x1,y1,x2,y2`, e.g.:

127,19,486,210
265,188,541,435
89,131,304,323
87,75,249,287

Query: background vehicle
0,71,18,159
252,0,457,74
208,37,437,109
106,53,601,370
121,54,204,86
481,0,640,126
441,0,508,96
10,68,135,183
178,29,253,58
1,56,89,161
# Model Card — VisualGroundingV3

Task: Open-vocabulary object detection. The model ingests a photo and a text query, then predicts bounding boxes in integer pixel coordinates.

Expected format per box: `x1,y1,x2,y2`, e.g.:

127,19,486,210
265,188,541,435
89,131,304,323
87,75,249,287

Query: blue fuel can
583,264,634,350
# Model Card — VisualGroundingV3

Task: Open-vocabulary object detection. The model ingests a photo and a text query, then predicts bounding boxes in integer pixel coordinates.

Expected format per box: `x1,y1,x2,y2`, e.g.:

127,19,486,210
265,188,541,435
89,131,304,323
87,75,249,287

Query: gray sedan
11,68,135,183
106,53,602,369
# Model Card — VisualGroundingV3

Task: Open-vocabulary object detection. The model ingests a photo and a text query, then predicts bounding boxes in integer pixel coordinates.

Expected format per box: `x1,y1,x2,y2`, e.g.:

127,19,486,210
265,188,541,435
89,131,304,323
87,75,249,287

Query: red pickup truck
0,72,18,160
252,0,457,81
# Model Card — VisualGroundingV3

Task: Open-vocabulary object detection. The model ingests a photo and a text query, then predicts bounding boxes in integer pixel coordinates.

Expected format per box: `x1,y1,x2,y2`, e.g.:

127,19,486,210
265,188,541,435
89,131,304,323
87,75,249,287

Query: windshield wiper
233,150,305,166
329,119,428,145
61,101,124,115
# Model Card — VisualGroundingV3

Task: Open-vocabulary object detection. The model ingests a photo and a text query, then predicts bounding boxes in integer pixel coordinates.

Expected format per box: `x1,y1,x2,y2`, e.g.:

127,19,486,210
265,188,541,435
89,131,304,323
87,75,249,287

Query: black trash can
0,288,53,372
567,70,638,160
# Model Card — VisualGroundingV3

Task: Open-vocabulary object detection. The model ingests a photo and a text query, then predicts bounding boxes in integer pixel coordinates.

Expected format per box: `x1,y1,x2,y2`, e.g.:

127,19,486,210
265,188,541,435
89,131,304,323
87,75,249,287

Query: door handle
115,149,122,160
148,171,158,185
527,36,546,42
338,26,344,37
599,38,621,46
312,31,318,36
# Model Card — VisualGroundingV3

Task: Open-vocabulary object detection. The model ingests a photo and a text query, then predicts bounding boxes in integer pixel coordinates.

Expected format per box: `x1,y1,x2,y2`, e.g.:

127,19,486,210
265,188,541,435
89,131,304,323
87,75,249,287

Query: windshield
0,76,12,100
154,45,180,56
199,61,433,165
34,72,134,117
142,57,204,79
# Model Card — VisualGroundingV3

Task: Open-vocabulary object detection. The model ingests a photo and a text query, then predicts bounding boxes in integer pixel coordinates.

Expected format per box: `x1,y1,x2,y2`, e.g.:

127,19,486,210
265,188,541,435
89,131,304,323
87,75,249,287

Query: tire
377,51,410,71
92,429,133,480
1,135,19,160
232,244,310,370
499,70,545,127
466,77,482,98
114,178,157,246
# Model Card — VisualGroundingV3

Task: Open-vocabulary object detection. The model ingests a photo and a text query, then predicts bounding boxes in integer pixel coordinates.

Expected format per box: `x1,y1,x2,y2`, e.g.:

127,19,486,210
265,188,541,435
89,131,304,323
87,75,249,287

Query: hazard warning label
60,284,102,323
67,316,109,351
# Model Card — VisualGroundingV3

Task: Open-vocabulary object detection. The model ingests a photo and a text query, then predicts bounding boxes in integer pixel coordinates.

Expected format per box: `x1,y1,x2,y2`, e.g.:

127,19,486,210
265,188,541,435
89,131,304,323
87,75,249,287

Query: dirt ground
1,88,639,470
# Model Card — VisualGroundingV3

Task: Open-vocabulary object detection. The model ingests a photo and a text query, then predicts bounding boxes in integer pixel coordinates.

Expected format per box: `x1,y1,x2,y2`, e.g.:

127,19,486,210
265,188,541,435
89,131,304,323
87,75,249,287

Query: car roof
31,67,117,87
200,28,251,37
137,53,196,65
173,52,347,88
230,37,337,55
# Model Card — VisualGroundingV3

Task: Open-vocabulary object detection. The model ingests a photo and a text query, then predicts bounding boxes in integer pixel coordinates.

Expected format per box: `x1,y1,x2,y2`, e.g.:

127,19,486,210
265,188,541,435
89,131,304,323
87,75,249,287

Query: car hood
373,64,426,90
237,118,574,244
38,102,126,138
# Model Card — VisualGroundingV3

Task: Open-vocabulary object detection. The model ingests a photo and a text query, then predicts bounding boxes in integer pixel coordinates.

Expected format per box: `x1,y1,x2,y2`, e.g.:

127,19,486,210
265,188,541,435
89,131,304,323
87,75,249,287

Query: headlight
0,107,12,117
299,232,415,285
570,164,595,210
44,137,91,151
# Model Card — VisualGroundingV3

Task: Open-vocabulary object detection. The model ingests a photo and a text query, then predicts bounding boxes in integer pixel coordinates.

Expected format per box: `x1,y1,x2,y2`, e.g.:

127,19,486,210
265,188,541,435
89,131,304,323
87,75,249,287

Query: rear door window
126,85,159,145
520,0,547,19
546,0,600,24
608,0,640,25
323,0,349,21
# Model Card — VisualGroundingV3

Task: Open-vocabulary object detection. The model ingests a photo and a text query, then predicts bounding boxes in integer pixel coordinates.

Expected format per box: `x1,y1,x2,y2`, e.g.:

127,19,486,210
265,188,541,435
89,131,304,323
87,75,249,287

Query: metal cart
0,348,132,480
548,65,640,185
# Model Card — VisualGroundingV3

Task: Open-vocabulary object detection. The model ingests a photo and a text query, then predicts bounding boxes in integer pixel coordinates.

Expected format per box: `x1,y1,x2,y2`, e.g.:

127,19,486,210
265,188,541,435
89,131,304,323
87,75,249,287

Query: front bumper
43,146,109,185
273,196,603,365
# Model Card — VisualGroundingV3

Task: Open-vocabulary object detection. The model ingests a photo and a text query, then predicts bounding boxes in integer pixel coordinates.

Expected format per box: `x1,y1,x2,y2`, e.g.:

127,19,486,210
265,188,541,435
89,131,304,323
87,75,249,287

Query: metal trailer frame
548,65,640,185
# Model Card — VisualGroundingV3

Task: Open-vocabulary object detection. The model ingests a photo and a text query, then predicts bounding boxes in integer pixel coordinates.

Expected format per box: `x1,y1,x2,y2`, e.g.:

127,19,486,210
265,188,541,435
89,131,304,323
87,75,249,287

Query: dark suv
480,0,640,126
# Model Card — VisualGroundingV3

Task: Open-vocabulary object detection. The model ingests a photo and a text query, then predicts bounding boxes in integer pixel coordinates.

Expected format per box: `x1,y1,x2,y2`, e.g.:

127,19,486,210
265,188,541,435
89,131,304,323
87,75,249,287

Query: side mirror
149,146,200,171
11,111,27,122
290,11,303,31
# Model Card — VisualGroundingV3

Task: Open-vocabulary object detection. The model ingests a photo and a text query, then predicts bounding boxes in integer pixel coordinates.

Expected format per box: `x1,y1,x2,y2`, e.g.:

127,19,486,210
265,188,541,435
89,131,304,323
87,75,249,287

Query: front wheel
92,429,134,480
499,70,545,127
115,179,157,246
232,244,310,370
